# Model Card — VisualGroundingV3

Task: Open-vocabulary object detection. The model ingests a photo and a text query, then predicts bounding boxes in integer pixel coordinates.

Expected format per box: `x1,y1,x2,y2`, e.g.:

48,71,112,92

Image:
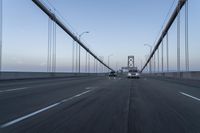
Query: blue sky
2,0,200,72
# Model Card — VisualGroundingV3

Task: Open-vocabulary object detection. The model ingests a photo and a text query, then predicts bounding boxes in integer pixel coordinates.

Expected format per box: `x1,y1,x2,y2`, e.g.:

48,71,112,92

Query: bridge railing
0,71,107,81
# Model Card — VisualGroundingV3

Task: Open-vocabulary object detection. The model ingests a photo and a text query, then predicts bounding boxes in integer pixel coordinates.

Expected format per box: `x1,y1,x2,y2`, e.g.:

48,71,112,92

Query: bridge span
1,0,200,133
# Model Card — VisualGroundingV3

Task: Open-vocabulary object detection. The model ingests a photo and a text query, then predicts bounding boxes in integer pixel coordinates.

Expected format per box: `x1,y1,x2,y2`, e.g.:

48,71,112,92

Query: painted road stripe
180,92,200,101
0,90,91,128
85,87,92,90
0,87,29,93
85,87,97,90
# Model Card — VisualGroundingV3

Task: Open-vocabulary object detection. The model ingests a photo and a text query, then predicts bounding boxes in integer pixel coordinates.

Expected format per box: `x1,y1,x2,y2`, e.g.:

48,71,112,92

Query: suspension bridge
1,0,200,133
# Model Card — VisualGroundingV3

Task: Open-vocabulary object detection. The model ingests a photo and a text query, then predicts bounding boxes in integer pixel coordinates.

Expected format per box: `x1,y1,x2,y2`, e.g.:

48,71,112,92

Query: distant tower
128,56,134,69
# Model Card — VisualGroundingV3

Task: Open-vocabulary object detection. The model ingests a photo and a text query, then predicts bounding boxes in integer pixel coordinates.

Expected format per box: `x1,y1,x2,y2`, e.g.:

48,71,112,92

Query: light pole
108,54,113,72
144,44,153,73
78,31,89,73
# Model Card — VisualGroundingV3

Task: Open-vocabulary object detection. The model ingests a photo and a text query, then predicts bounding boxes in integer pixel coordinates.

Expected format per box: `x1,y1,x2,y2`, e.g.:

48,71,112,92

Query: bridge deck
0,77,200,133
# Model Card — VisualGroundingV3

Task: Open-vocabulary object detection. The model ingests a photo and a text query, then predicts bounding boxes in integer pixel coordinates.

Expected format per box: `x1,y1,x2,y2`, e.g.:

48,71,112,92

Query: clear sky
2,0,200,72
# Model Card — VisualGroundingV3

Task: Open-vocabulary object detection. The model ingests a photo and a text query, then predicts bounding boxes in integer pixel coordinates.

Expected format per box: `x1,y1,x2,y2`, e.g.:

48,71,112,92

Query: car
127,69,140,78
109,71,117,77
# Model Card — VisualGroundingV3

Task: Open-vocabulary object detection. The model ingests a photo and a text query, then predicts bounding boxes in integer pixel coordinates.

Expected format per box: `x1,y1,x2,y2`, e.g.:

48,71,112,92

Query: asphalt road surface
0,76,200,133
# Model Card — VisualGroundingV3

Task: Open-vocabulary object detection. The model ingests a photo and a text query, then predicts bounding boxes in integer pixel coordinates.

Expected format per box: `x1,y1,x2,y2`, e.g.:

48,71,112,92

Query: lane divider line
180,92,200,101
0,90,91,128
85,87,98,90
0,87,29,93
85,87,92,90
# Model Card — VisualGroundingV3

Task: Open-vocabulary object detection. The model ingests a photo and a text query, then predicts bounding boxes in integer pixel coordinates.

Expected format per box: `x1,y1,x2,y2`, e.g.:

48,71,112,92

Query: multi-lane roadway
0,76,200,133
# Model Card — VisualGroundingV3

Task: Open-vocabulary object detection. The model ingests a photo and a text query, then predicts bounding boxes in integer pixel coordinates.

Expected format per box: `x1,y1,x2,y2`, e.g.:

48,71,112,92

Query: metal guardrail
0,72,107,80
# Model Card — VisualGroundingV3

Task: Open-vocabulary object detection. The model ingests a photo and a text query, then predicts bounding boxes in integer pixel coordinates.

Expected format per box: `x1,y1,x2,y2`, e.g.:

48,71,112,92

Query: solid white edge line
0,103,59,128
0,90,91,128
0,87,29,93
180,92,200,101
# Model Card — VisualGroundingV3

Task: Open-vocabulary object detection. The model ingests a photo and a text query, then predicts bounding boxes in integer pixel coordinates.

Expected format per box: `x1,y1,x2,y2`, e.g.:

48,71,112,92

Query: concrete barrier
0,72,107,80
144,71,200,80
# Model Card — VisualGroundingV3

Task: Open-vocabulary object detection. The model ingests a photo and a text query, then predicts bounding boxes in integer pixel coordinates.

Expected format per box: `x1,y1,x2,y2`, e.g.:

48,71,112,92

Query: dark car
109,71,117,77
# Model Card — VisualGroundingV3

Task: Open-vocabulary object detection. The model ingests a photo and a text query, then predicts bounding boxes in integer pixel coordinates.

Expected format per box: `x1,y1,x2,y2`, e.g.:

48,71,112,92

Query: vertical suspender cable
102,62,104,72
47,18,50,72
74,41,76,72
76,43,78,73
95,58,96,73
52,21,55,72
96,59,97,73
75,42,78,73
88,54,90,73
145,55,149,73
151,52,152,73
49,18,52,72
153,54,156,73
157,48,159,72
99,61,101,73
54,21,56,72
54,21,55,72
101,63,102,73
185,0,189,71
78,44,80,73
54,22,56,72
140,60,143,72
0,0,3,71
72,41,74,72
94,57,95,73
166,32,169,72
161,40,164,72
51,20,54,72
96,60,99,73
85,51,87,73
177,2,181,72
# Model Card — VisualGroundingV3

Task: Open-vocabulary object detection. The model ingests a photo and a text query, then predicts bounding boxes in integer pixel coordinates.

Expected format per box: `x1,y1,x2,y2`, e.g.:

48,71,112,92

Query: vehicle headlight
128,73,131,76
136,73,139,76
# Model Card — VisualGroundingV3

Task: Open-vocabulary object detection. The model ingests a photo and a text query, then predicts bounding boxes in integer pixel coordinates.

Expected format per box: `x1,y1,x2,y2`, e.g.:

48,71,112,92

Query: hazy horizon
1,0,200,72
